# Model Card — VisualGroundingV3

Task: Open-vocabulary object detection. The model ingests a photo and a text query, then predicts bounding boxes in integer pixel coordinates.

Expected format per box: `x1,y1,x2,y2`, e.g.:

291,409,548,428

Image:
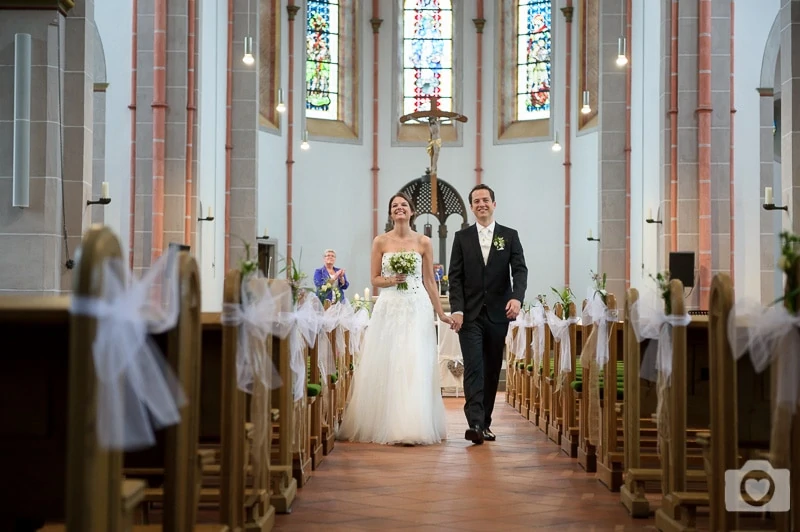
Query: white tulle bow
529,305,546,373
510,310,529,360
220,273,283,394
728,300,800,412
276,294,323,401
547,310,580,375
630,296,691,382
582,290,619,367
70,248,185,450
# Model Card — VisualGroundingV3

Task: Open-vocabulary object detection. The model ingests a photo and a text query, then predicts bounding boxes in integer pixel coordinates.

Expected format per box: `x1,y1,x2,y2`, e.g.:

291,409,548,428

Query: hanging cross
399,96,468,215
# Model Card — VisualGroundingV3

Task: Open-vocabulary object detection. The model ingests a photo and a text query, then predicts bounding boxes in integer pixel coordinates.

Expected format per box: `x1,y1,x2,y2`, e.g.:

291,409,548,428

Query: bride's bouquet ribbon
220,274,283,394
70,247,186,450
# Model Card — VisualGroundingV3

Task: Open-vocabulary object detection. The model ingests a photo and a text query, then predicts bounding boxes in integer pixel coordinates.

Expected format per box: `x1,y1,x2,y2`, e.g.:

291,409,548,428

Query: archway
385,170,470,273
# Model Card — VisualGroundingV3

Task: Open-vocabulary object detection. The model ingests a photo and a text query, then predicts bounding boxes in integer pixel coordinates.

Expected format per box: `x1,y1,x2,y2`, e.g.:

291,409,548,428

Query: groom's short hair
469,184,495,204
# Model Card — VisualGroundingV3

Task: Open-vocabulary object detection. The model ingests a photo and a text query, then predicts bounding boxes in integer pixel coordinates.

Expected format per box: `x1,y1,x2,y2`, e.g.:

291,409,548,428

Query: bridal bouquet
388,251,417,291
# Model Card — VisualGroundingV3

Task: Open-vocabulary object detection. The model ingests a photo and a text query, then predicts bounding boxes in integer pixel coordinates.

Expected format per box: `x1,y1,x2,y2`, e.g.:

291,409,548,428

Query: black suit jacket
448,223,528,323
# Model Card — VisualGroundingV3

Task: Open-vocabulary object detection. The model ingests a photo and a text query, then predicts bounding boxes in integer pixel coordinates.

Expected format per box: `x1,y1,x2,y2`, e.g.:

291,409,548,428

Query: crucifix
399,96,468,214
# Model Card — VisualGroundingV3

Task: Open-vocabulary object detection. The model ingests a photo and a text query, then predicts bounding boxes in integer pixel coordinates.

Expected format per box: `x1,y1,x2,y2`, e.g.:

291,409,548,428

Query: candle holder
198,214,215,222
763,203,789,212
587,236,600,242
645,217,663,224
86,197,111,206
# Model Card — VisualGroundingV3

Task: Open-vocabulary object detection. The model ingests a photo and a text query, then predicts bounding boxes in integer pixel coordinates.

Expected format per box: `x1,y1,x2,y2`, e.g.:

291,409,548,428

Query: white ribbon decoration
582,290,619,367
70,247,185,450
276,294,323,401
220,273,283,394
546,310,580,377
727,300,800,412
630,296,691,383
529,304,546,375
510,309,529,360
346,307,370,356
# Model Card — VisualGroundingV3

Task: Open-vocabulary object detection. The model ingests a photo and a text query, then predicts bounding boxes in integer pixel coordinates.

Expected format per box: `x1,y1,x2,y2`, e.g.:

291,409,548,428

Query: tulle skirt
337,285,447,445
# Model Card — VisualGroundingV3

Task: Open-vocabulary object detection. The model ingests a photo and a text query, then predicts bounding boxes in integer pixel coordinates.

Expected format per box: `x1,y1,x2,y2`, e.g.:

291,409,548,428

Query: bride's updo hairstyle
388,192,416,224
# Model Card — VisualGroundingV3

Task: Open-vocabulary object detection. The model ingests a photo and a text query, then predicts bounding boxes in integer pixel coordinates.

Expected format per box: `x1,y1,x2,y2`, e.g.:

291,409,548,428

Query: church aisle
274,396,657,531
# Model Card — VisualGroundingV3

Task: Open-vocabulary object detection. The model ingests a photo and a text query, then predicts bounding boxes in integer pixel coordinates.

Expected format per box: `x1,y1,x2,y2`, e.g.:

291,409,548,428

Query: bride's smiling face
389,194,415,224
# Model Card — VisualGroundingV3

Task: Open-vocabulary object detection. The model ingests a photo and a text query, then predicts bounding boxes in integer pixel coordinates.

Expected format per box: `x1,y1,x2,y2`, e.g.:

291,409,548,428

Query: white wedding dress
337,251,447,445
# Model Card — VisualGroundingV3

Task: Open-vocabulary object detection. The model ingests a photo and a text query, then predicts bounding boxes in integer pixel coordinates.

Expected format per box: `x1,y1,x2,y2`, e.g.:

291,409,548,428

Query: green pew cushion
307,383,322,397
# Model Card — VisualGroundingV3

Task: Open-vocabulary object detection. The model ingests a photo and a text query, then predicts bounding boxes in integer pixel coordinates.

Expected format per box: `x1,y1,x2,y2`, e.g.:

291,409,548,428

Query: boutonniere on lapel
493,236,505,251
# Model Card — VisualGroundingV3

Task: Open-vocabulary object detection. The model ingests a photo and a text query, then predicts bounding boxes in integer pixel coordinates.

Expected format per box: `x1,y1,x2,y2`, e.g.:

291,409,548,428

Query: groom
448,184,528,444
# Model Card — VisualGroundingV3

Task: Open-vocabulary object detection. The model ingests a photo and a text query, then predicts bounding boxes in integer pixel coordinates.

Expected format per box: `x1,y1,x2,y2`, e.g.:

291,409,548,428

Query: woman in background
313,249,349,302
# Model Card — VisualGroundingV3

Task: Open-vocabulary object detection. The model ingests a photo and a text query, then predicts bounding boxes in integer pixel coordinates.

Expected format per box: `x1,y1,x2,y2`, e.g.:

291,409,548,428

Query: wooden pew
577,300,597,472
696,273,775,530
0,226,142,531
597,294,625,491
536,309,553,435
654,279,711,532
559,303,579,458
124,251,227,531
267,280,299,511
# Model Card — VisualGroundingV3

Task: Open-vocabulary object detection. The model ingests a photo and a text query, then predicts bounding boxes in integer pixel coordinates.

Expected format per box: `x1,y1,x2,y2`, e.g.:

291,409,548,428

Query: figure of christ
399,97,468,214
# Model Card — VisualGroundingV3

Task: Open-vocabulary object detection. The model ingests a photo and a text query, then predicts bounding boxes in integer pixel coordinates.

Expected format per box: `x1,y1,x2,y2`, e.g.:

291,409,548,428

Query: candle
208,206,213,218
588,229,592,239
647,207,652,220
263,227,269,236
101,181,109,199
364,287,370,300
765,187,773,205
354,294,360,301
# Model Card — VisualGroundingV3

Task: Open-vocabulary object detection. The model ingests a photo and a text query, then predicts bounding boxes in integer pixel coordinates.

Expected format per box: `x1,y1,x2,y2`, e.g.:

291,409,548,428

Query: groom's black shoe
465,425,484,444
483,428,496,441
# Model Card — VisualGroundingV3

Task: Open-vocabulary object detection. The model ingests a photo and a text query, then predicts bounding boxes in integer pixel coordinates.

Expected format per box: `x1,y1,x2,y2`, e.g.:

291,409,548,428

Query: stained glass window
402,0,454,115
306,0,339,120
517,0,551,121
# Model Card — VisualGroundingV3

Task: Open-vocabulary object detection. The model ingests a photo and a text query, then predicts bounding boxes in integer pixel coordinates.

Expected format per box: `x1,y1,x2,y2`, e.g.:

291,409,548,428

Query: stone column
759,87,778,303
780,0,800,235
597,0,627,299
707,0,732,304
132,0,199,274
226,0,259,267
0,0,95,294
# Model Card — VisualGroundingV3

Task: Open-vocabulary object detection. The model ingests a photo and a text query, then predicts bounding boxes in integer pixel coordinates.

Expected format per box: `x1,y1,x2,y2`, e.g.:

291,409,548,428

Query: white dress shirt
477,220,495,264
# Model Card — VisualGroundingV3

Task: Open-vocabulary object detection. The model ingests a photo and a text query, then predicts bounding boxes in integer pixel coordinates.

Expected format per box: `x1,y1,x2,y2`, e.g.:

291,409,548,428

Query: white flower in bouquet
388,251,417,291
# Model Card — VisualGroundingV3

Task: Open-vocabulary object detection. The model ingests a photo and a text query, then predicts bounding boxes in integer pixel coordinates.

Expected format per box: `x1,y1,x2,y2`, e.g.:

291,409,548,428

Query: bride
337,192,452,445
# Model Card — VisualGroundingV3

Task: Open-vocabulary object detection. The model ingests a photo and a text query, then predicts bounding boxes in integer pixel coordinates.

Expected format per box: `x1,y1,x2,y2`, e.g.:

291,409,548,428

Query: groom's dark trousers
458,307,508,429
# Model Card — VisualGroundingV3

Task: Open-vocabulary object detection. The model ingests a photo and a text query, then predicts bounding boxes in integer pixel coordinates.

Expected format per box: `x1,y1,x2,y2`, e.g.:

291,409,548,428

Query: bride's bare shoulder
372,233,388,250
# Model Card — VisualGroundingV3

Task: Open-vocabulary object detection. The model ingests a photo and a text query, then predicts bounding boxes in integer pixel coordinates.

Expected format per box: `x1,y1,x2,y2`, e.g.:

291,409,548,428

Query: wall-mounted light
586,229,599,242
581,90,591,115
763,186,788,212
87,181,111,206
551,130,562,152
276,88,286,113
300,130,310,151
645,206,662,224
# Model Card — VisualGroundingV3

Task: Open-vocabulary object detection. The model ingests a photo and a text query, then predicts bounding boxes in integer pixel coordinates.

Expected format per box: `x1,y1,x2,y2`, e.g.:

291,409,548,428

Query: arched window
401,0,453,114
306,0,340,120
304,0,360,140
395,0,463,145
496,0,553,141
516,0,551,121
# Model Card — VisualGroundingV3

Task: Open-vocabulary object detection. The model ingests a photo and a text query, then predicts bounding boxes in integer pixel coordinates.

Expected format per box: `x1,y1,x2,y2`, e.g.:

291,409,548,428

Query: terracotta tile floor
274,396,658,531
